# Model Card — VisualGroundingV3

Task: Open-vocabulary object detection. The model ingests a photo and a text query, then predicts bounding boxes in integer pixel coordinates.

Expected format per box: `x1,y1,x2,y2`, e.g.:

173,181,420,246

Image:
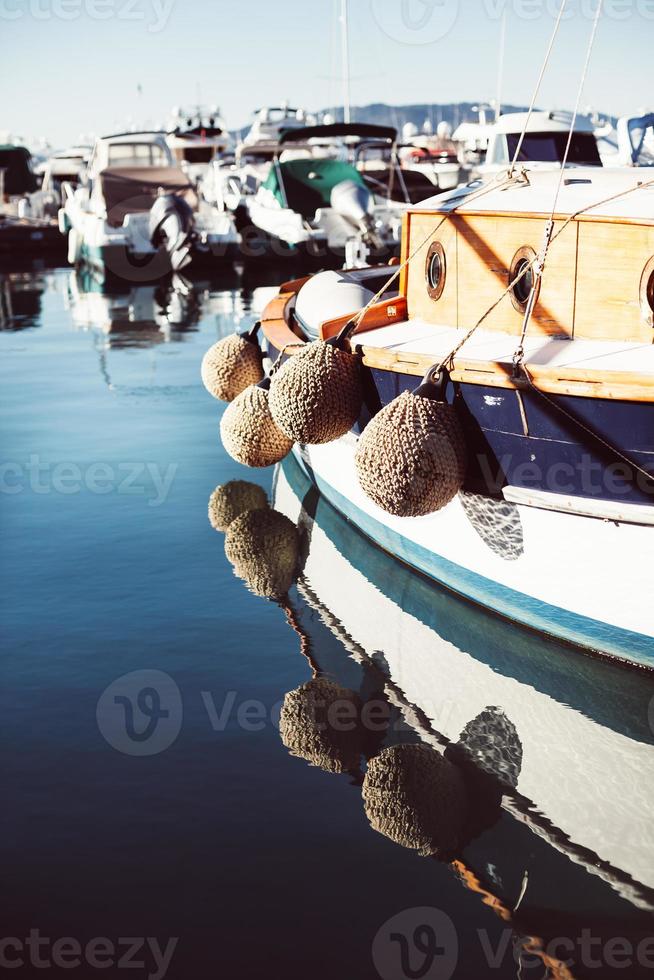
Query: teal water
2,264,654,980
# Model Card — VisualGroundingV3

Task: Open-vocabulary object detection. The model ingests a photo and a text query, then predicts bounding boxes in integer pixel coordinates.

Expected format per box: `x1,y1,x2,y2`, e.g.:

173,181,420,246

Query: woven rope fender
279,678,363,774
362,743,468,857
224,508,300,599
268,340,363,444
355,374,466,518
208,480,269,532
201,331,264,402
220,383,293,469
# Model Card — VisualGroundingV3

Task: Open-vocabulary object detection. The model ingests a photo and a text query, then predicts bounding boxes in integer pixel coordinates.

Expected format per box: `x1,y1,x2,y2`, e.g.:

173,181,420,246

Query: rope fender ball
224,508,300,599
268,340,363,445
355,370,466,518
208,480,269,532
279,677,363,774
220,381,293,469
362,743,469,858
201,322,264,402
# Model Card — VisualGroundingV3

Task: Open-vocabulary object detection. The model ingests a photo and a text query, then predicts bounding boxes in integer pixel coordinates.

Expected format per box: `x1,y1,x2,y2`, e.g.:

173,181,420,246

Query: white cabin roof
493,110,595,135
98,131,168,146
415,167,654,221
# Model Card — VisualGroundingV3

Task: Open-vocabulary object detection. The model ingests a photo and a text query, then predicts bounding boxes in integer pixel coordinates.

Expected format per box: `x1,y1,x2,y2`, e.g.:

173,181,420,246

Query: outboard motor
149,193,195,272
330,179,382,250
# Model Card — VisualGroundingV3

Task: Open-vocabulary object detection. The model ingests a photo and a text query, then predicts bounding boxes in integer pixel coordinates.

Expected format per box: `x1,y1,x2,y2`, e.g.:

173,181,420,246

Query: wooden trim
319,297,407,340
279,274,312,294
260,288,654,402
399,211,410,297
261,290,305,352
408,208,654,228
357,345,654,403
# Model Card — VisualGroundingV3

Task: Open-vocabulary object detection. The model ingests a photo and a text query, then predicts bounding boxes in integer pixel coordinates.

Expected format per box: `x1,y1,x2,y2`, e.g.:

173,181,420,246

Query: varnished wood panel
455,215,578,337
405,212,459,326
574,221,654,342
319,297,407,340
405,211,654,345
407,213,578,337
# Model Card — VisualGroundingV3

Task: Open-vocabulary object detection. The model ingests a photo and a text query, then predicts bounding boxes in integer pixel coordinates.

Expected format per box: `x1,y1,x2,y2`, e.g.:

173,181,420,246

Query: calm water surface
2,263,654,980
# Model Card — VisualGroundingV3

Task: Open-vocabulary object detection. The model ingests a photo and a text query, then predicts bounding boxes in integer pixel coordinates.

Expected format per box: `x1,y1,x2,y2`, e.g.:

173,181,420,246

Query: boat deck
355,319,654,395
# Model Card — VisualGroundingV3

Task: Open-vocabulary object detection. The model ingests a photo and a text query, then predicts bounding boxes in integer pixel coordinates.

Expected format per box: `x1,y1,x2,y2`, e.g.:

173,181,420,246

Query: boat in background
617,112,654,167
60,131,239,282
166,105,234,185
242,104,315,147
219,123,408,264
479,110,602,175
22,145,90,222
399,120,466,191
0,143,64,255
258,166,654,668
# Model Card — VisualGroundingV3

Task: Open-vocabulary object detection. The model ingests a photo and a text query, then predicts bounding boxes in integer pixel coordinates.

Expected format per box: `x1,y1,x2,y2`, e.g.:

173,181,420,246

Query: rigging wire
508,0,569,175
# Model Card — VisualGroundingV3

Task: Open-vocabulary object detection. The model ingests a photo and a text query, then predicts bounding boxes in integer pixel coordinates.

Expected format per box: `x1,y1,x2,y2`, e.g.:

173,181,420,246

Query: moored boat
60,131,239,283
224,122,407,265
243,166,654,668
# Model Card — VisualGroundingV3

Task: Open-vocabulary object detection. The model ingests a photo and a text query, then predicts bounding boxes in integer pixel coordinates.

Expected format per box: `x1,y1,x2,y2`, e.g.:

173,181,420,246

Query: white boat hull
292,437,654,668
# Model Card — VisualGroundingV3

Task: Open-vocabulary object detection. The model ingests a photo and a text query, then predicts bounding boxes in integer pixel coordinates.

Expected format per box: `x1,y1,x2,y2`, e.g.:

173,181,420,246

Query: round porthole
425,241,446,301
640,256,654,328
509,246,540,314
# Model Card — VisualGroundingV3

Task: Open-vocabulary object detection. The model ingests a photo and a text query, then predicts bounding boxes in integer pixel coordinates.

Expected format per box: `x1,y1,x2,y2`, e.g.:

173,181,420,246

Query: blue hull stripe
295,455,654,669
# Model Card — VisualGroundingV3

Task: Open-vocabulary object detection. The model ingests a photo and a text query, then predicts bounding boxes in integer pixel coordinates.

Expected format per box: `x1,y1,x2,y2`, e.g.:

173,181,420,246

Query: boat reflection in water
0,267,48,331
65,268,203,348
63,266,283,392
215,452,654,979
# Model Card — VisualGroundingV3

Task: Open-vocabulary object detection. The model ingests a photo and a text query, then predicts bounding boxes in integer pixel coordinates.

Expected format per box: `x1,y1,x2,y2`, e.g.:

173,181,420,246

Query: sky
1,0,652,147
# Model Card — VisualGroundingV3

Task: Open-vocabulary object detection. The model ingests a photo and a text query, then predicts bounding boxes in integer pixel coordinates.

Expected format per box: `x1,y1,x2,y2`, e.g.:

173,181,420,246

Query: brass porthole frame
509,246,540,314
640,255,654,328
425,241,447,301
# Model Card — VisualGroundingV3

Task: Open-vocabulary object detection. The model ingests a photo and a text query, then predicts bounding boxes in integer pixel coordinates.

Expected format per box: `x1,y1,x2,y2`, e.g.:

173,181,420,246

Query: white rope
549,0,604,219
509,0,569,175
513,0,604,368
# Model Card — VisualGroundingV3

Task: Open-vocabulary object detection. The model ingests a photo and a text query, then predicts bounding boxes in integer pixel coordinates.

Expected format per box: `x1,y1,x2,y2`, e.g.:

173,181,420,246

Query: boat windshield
183,146,215,164
506,131,602,166
107,142,170,168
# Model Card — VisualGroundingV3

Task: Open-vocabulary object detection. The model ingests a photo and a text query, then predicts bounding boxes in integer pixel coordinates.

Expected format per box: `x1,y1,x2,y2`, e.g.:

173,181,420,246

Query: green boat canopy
0,146,38,195
263,158,366,219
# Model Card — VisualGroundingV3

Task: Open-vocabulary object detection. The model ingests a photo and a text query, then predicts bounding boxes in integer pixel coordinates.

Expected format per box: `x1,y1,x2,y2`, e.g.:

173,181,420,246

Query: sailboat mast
495,8,507,121
341,0,351,124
